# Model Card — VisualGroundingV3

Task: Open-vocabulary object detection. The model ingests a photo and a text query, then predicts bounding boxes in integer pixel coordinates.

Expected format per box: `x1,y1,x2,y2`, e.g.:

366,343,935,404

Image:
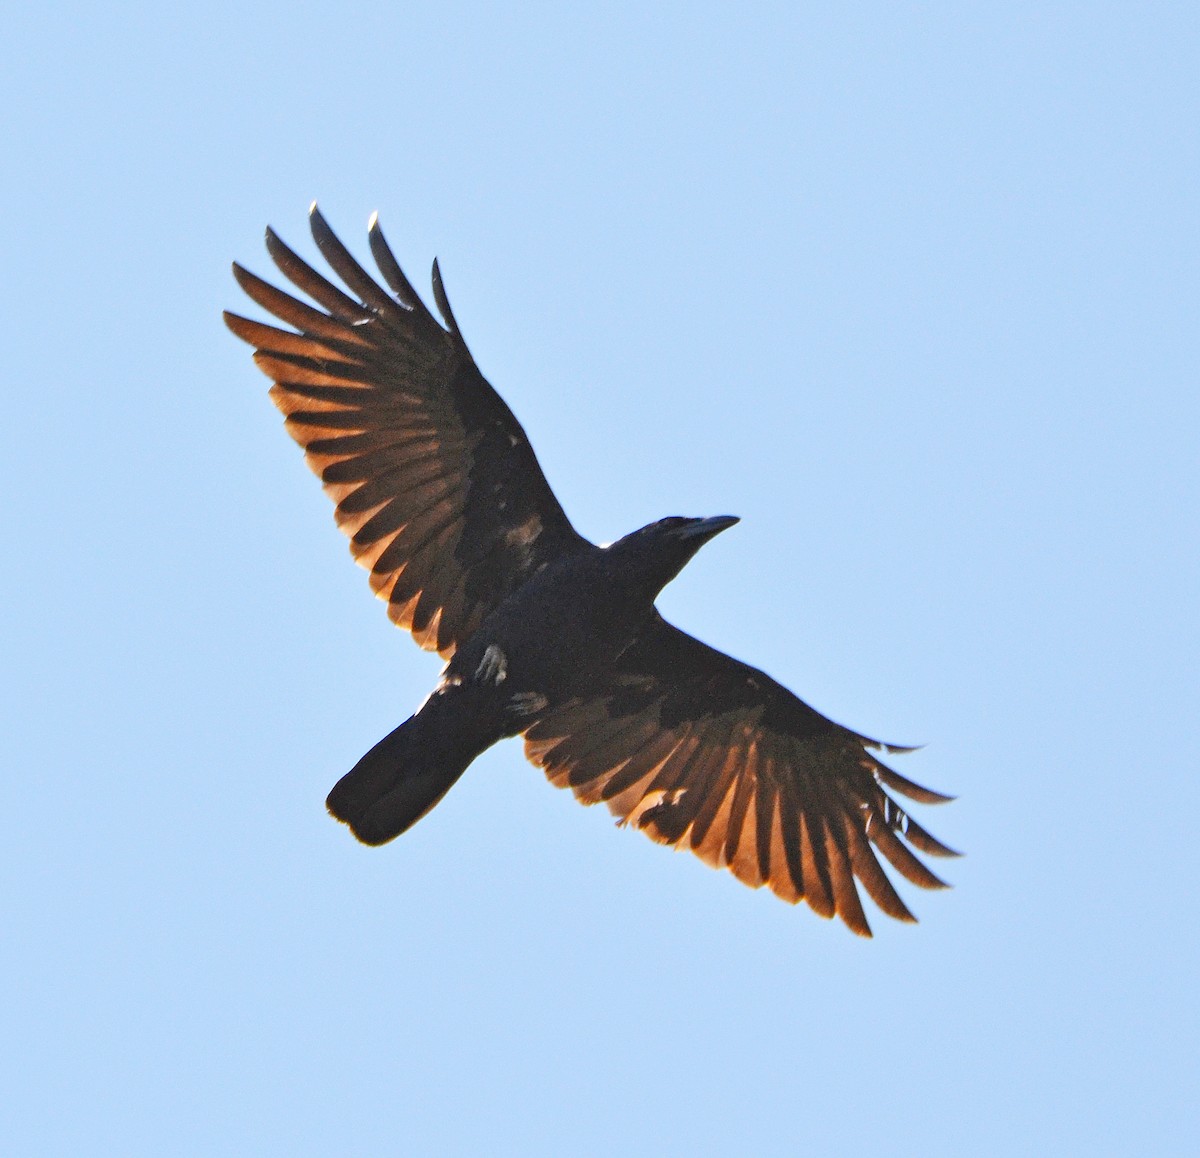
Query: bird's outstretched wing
524,615,958,936
225,205,591,658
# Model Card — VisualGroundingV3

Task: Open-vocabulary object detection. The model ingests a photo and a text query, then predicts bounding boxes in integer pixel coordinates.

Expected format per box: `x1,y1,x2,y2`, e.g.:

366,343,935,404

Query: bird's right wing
225,205,592,658
524,615,958,935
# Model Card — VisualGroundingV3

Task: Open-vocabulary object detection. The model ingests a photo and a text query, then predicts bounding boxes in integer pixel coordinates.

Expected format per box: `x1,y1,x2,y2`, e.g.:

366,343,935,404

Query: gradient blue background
4,3,1197,1154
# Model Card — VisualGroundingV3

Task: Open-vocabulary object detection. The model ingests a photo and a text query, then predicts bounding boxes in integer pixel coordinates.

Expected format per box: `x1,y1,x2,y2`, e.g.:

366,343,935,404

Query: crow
225,205,958,936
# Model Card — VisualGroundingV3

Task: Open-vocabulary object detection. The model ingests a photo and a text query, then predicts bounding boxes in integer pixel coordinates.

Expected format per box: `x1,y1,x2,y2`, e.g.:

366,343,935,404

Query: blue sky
3,3,1198,1154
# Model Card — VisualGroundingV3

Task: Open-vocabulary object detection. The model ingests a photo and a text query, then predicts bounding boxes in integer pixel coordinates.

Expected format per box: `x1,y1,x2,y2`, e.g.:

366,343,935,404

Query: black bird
225,205,958,936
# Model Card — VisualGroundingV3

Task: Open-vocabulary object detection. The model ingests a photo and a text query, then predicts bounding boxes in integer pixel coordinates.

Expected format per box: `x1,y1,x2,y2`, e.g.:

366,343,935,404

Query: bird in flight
225,205,958,936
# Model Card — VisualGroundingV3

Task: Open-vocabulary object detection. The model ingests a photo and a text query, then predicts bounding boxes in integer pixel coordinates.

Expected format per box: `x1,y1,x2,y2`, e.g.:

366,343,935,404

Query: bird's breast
448,564,654,703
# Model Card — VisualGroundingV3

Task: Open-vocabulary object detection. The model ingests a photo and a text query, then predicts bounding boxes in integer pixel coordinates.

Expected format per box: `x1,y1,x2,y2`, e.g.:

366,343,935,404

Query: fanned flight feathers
225,204,588,658
526,615,957,937
227,206,959,936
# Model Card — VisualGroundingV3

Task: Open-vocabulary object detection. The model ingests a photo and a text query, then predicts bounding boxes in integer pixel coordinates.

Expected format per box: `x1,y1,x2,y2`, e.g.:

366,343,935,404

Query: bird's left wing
225,206,592,658
524,615,958,935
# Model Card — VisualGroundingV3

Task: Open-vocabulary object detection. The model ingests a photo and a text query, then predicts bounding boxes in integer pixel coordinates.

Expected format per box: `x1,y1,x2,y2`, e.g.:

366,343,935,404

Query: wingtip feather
308,201,331,242
430,257,463,339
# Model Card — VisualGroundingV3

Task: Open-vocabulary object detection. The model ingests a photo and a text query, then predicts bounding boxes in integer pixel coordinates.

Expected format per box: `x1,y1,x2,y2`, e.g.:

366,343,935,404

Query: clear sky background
3,3,1197,1155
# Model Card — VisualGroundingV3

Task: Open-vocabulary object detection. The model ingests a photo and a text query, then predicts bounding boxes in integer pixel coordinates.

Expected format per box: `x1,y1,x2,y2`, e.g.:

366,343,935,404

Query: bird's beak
675,515,740,541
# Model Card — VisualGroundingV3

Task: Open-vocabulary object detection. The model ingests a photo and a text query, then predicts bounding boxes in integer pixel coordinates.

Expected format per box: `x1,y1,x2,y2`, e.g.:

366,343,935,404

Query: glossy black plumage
226,205,959,936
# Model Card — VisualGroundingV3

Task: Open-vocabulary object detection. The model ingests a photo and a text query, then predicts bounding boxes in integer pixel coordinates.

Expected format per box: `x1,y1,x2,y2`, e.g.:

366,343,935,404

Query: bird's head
606,515,740,596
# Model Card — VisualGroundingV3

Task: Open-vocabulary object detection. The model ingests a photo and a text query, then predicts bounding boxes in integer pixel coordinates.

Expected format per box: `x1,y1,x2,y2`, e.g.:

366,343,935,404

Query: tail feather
326,686,502,845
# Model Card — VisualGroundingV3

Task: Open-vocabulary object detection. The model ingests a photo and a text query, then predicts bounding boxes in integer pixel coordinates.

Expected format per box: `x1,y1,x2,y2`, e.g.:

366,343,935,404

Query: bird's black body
328,516,740,843
227,206,959,936
448,516,739,703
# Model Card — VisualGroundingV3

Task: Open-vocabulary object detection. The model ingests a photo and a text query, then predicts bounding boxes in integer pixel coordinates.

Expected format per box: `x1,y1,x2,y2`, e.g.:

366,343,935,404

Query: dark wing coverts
525,615,958,936
224,205,589,657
